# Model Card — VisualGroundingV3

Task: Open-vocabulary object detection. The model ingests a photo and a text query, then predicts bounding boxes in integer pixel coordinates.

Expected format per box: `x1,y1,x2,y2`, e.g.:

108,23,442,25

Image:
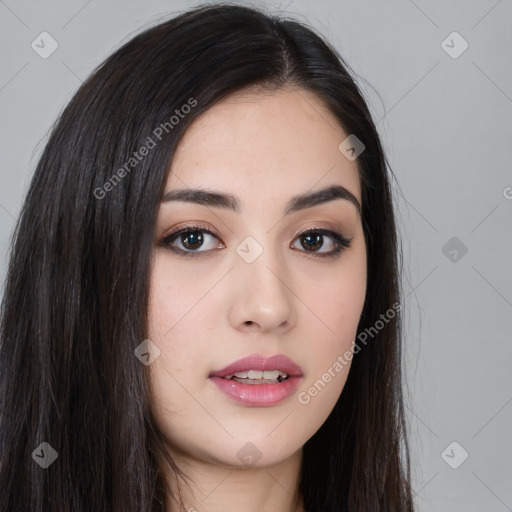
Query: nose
227,245,297,334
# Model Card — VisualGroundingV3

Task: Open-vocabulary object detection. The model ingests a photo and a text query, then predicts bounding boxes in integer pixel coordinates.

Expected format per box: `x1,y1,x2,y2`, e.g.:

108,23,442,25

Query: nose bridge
229,232,296,331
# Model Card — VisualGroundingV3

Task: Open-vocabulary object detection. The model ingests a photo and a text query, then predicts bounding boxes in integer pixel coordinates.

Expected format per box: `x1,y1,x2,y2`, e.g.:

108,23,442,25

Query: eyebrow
161,184,361,216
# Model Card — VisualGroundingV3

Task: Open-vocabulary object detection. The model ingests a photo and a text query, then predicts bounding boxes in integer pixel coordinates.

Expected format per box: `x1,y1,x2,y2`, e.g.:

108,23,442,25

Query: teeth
224,370,289,380
260,370,286,379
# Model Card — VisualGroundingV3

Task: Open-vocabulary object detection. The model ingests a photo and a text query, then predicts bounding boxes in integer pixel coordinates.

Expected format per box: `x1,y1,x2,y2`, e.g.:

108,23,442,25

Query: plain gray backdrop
1,1,511,510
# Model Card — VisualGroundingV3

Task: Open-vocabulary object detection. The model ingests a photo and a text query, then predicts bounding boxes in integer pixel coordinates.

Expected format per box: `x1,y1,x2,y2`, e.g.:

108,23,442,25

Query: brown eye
162,226,224,256
178,230,205,250
300,232,324,251
291,228,352,257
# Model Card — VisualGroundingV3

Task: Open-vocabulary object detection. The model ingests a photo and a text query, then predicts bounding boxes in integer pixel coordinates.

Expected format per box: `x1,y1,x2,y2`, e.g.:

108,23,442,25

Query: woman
0,3,414,511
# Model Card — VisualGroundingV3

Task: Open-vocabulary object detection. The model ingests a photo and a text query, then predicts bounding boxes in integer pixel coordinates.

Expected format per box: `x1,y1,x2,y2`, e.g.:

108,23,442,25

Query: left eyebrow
161,184,361,216
284,184,361,216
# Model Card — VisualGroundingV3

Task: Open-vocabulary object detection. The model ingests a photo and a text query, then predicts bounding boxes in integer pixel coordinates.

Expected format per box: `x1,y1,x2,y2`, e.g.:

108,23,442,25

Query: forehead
166,87,362,205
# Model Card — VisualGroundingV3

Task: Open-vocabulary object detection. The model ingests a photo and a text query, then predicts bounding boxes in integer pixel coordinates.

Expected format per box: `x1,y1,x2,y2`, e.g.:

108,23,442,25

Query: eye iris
182,231,203,250
301,233,322,251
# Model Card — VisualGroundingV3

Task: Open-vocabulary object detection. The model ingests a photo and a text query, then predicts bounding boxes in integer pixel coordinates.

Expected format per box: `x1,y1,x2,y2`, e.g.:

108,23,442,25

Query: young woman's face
148,87,367,469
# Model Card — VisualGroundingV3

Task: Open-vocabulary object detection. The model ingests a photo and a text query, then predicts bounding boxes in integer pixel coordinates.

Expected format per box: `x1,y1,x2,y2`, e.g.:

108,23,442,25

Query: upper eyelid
164,224,220,241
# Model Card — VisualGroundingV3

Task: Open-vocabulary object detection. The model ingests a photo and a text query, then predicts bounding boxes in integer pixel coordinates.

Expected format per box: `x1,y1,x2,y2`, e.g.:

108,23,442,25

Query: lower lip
209,376,302,406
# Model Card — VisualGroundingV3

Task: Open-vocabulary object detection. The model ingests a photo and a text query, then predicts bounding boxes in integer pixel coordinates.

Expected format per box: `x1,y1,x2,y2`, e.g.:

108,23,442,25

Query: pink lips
209,354,303,407
210,354,303,378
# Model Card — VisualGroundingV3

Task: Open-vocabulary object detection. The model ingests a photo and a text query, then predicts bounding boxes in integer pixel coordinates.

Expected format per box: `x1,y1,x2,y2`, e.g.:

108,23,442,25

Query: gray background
1,0,511,510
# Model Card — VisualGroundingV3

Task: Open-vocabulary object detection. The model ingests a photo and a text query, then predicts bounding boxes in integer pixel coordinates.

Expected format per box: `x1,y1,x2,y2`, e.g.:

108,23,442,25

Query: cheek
146,256,219,404
147,255,220,340
296,246,367,349
146,260,218,443
293,248,366,410
332,246,367,335
325,271,366,347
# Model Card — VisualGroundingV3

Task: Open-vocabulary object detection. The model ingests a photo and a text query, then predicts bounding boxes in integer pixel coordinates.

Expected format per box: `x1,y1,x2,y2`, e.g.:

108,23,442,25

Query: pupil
302,233,322,251
183,231,203,250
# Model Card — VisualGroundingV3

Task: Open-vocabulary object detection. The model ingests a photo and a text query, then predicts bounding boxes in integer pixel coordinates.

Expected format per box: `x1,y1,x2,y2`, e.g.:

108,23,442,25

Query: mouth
208,354,303,406
209,353,303,381
222,369,290,385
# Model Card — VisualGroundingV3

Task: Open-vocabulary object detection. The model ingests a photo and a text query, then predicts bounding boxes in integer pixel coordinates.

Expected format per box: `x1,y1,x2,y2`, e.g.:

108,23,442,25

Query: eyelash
161,224,352,259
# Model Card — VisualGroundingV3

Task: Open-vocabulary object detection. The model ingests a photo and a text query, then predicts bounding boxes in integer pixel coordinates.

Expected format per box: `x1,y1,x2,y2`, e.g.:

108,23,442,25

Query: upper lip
210,354,303,378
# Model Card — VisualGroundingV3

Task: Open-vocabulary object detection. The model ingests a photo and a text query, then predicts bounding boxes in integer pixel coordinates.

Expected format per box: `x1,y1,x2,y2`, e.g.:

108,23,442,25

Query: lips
209,354,304,406
209,354,303,379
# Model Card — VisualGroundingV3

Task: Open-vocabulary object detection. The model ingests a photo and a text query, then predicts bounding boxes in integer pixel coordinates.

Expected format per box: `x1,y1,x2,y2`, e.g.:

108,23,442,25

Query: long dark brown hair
0,3,413,511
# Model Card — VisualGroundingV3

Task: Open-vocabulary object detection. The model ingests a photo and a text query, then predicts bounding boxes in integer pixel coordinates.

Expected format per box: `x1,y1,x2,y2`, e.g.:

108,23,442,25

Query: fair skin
147,86,367,512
